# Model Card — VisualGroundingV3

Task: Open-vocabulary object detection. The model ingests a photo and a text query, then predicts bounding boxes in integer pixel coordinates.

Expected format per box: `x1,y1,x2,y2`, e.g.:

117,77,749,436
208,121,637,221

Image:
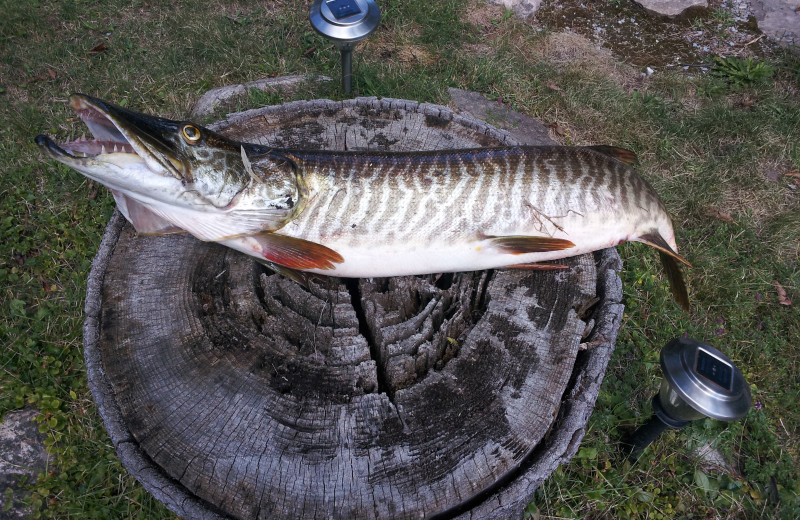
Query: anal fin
487,235,575,255
252,232,344,270
505,262,570,270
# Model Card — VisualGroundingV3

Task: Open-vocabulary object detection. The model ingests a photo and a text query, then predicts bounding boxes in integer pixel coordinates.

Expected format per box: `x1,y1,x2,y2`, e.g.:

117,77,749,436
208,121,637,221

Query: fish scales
295,151,454,245
287,148,633,248
35,94,691,310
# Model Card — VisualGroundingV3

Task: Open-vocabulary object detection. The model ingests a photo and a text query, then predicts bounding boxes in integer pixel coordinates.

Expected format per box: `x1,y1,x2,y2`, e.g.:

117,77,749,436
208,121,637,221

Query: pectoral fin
112,191,186,236
254,259,312,286
252,232,344,270
487,235,575,255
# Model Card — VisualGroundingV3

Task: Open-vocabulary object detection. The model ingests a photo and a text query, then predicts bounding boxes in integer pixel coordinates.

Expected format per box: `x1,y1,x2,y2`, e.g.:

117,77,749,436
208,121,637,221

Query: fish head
36,94,304,237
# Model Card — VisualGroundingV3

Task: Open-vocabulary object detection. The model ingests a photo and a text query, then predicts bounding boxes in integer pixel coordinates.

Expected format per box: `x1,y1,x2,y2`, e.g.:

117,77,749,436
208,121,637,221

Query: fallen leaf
785,170,800,186
737,96,755,108
88,42,107,54
774,280,792,306
24,68,58,84
706,208,734,222
546,80,562,92
549,122,566,136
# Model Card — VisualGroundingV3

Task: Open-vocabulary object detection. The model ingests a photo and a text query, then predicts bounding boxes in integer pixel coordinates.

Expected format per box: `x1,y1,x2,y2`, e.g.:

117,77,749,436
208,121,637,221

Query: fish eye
182,125,201,143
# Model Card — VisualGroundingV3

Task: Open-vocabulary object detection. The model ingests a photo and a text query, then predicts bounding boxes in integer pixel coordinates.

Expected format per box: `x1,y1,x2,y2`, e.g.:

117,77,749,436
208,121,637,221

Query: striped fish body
36,95,689,310
224,146,679,278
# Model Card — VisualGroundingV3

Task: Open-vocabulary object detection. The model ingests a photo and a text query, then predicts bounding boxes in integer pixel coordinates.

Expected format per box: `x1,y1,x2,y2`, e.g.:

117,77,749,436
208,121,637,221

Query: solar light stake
340,43,353,94
623,337,751,461
309,0,380,95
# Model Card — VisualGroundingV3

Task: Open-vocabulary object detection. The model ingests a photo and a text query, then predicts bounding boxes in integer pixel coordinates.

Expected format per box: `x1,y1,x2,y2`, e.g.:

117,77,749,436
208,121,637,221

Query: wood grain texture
84,97,623,520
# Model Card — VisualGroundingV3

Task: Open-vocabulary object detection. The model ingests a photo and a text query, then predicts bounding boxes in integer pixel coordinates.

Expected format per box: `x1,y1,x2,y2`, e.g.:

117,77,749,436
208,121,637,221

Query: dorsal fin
585,145,639,166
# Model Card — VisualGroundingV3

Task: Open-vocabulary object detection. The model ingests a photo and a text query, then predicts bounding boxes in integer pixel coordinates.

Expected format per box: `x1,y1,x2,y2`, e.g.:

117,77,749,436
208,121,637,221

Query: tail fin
638,232,691,267
659,251,690,313
638,232,691,312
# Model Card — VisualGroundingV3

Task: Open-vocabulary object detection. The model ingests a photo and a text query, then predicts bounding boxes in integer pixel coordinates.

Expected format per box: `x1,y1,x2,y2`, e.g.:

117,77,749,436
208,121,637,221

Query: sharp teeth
101,144,107,154
113,144,118,153
81,133,86,142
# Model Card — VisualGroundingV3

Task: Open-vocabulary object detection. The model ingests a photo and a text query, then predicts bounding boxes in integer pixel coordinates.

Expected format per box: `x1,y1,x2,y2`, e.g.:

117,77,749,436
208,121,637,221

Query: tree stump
83,97,624,520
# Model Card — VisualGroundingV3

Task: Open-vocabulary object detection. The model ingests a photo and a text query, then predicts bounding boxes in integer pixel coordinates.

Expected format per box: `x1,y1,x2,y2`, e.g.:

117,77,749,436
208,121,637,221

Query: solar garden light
623,337,752,461
309,0,381,94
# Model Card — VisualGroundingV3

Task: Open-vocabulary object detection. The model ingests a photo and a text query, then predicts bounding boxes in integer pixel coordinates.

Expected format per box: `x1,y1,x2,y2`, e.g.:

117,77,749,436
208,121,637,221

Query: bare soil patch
533,0,770,69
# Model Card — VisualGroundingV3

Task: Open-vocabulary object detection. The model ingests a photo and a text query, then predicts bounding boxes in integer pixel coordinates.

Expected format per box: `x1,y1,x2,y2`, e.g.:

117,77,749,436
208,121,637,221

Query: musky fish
36,94,690,310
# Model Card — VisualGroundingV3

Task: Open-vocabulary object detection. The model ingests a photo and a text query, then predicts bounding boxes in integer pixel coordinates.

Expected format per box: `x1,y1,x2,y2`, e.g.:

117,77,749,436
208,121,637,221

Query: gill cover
35,94,309,240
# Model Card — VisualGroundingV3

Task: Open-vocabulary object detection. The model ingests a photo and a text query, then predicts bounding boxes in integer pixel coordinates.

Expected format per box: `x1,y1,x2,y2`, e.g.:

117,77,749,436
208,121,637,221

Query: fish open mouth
35,93,189,183
35,94,138,160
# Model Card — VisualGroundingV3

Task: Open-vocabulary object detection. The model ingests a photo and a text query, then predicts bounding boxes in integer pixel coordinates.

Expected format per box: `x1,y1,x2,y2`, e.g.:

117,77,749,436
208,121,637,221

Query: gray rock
447,87,556,145
694,442,737,475
0,409,50,519
488,0,542,17
633,0,708,17
190,75,332,119
751,0,800,47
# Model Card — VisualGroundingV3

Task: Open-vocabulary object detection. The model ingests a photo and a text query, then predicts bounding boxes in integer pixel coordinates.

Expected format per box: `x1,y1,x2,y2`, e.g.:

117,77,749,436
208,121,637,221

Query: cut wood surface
84,97,623,520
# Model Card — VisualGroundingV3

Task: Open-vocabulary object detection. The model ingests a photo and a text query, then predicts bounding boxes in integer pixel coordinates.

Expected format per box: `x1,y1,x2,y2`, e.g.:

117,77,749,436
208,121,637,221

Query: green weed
0,0,798,518
712,56,775,86
711,8,736,29
246,87,283,108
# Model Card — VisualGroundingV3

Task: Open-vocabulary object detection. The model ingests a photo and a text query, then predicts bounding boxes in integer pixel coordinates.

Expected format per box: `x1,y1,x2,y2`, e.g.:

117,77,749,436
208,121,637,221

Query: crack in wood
86,99,624,520
473,269,494,319
343,277,396,404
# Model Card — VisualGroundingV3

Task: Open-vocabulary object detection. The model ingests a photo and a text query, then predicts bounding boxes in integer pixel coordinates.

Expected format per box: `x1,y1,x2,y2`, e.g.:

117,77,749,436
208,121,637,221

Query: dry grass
533,31,641,91
1,0,798,518
362,34,437,67
463,1,507,32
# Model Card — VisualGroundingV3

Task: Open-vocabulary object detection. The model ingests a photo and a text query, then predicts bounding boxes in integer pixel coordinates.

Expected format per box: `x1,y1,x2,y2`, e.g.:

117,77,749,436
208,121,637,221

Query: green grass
1,0,798,517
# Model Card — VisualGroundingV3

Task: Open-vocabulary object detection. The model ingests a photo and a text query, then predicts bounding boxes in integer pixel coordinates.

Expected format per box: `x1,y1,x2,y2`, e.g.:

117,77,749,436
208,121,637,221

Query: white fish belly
301,231,625,277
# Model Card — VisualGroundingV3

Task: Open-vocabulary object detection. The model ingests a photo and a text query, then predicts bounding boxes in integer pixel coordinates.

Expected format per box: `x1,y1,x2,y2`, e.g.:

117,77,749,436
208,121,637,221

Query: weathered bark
84,97,623,520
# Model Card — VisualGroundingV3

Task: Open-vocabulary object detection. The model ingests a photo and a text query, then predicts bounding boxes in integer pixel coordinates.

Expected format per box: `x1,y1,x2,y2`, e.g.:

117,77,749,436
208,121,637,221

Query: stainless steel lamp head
622,337,752,461
659,338,752,422
309,0,381,94
309,0,381,44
